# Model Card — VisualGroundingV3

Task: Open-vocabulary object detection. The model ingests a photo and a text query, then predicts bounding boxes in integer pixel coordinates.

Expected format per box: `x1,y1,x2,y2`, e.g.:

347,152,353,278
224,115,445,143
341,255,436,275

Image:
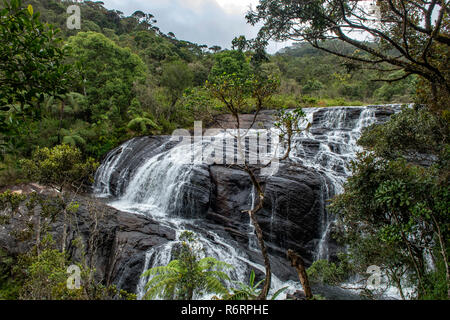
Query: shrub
20,144,99,191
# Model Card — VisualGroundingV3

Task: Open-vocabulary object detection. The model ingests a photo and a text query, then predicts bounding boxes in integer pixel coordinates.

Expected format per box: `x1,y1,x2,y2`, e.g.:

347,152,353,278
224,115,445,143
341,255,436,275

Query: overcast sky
100,0,292,54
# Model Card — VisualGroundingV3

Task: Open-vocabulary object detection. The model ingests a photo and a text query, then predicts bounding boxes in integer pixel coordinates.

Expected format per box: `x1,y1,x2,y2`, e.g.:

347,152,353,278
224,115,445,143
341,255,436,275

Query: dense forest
0,0,415,175
0,0,448,301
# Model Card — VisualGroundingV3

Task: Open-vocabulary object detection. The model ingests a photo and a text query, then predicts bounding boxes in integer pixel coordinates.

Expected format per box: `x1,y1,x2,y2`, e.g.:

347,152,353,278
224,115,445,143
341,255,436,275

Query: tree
20,144,99,192
209,45,222,53
205,51,308,299
142,231,232,300
127,117,160,135
66,31,147,122
247,0,450,111
0,0,71,155
329,107,449,299
209,50,252,83
160,60,194,118
232,35,250,52
274,107,310,160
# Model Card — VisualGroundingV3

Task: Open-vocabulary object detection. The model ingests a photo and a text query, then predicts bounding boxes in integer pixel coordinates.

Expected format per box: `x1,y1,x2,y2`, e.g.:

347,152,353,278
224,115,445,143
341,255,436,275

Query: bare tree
207,71,308,299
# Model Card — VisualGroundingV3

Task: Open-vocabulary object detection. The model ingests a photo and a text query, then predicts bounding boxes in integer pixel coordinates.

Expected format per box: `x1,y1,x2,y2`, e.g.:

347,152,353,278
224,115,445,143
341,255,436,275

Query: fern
141,232,233,300
127,117,160,134
61,129,86,147
222,270,288,300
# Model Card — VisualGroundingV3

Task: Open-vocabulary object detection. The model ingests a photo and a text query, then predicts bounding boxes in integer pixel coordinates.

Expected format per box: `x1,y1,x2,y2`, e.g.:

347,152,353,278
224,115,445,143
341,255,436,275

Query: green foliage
20,144,99,191
206,55,281,116
0,0,70,106
330,106,449,299
271,42,412,104
0,249,22,299
142,231,232,300
223,270,264,300
209,50,251,83
20,235,78,300
307,254,353,286
161,61,194,102
127,117,160,135
0,191,136,300
159,60,194,119
222,270,288,300
67,31,146,122
0,0,71,157
374,75,417,102
17,234,136,300
181,87,217,125
358,106,448,162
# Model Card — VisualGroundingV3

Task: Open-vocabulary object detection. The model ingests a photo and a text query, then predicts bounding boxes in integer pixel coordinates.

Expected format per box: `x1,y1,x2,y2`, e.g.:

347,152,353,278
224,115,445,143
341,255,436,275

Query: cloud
100,0,290,53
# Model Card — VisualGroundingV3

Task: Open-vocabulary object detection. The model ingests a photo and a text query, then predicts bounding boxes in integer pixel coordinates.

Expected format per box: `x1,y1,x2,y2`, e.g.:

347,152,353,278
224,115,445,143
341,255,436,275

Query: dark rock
207,162,324,266
97,136,177,197
214,111,276,130
0,189,176,294
286,290,307,300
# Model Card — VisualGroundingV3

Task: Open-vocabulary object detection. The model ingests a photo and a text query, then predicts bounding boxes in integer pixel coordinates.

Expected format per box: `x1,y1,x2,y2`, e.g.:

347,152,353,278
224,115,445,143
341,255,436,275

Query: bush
20,144,99,191
307,254,353,286
127,117,160,135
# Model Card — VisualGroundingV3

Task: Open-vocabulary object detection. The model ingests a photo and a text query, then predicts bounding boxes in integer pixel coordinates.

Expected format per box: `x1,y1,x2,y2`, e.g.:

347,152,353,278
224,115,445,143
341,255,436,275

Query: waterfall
292,105,402,260
94,139,133,197
247,185,259,252
94,104,403,299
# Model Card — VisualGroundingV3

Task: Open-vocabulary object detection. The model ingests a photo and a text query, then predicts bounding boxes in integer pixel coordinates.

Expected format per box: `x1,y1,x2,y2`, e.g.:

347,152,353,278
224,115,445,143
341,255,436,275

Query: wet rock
286,290,307,300
207,162,324,266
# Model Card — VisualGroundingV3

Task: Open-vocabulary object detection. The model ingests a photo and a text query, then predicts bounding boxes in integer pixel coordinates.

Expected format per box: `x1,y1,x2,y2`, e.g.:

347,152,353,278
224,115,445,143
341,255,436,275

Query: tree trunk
431,214,450,299
249,210,271,300
287,249,313,300
242,163,272,300
58,100,65,144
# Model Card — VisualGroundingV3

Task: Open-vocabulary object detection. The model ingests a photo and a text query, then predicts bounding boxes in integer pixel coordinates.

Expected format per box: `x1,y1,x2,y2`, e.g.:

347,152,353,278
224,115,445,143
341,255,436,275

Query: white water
94,105,403,300
102,132,294,299
292,106,390,260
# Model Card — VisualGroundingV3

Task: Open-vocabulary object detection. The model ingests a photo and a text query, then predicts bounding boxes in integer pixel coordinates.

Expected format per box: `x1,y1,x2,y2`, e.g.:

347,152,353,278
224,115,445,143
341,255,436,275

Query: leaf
27,5,33,16
249,270,255,287
271,286,288,300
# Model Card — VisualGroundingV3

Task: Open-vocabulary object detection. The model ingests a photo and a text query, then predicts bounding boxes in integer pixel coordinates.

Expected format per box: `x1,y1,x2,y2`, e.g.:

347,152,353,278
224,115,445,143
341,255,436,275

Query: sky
100,0,293,54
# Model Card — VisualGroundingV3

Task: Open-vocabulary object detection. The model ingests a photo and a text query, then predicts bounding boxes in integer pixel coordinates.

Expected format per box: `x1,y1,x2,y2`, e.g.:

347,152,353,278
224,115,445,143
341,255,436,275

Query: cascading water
292,106,402,260
247,186,260,253
94,104,403,299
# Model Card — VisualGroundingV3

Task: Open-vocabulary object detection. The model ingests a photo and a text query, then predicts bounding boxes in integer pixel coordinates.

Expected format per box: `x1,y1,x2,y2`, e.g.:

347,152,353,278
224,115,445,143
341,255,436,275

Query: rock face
208,163,324,265
96,136,325,265
91,133,329,285
213,110,276,130
0,185,176,293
